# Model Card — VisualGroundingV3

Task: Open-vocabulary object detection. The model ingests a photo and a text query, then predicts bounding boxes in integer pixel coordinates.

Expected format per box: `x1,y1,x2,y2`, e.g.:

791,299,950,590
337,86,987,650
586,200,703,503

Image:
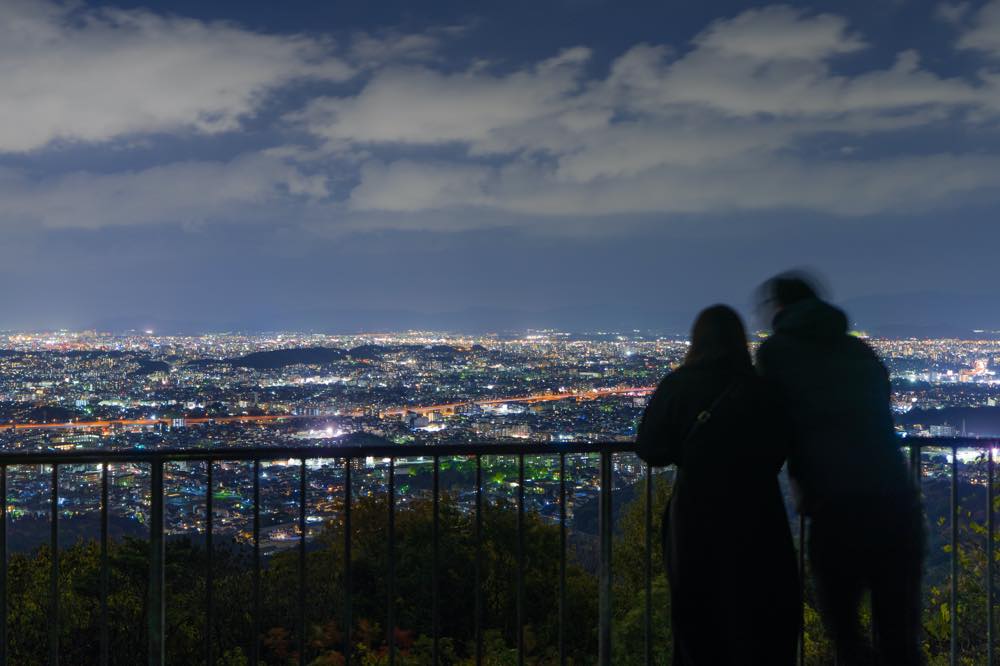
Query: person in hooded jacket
636,304,799,666
756,272,925,665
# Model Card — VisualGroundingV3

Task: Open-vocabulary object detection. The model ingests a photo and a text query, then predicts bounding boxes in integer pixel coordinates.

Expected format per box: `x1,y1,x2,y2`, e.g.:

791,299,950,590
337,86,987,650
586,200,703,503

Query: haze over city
1,0,999,334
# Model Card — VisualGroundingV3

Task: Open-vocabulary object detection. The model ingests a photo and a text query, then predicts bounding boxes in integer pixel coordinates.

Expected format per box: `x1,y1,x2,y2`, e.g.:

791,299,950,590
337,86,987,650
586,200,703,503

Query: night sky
2,0,999,334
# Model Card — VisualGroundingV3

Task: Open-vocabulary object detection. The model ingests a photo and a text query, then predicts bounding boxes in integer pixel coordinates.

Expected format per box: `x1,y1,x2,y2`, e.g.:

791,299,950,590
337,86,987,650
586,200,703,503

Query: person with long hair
635,305,798,665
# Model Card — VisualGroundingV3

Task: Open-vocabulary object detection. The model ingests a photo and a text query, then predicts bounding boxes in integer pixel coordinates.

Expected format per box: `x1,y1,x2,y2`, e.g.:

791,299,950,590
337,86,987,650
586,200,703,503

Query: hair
684,304,752,370
754,269,826,326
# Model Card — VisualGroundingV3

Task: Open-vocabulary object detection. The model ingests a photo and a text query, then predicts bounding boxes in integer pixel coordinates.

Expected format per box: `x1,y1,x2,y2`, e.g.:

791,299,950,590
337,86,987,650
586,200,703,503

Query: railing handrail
0,434,989,465
0,441,636,464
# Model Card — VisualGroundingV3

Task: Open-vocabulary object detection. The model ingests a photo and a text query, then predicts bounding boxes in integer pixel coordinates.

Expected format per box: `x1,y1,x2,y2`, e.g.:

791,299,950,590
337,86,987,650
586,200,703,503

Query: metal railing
0,436,990,666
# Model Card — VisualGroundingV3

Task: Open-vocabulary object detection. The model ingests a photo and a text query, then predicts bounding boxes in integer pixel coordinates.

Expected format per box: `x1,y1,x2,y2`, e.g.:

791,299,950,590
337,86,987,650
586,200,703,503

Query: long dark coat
635,358,799,666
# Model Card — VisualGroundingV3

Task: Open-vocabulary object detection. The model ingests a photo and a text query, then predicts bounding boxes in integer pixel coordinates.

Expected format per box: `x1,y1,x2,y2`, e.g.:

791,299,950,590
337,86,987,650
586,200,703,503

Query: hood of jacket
772,298,848,341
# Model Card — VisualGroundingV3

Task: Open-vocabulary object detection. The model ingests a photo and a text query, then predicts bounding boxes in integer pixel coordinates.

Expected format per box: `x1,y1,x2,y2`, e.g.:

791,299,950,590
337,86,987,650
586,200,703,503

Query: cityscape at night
0,329,995,549
8,0,1000,662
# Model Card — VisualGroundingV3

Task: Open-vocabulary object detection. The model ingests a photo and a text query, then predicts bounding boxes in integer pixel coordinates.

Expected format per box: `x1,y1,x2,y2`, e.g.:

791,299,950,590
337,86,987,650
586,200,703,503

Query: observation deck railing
0,437,988,666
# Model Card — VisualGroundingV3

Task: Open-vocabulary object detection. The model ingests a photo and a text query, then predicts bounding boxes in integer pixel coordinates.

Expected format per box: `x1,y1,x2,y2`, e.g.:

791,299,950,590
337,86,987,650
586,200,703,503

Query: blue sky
2,0,1000,333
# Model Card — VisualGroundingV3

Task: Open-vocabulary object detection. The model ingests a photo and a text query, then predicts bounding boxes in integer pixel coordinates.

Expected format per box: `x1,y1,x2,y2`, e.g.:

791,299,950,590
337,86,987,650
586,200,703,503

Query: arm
635,372,682,467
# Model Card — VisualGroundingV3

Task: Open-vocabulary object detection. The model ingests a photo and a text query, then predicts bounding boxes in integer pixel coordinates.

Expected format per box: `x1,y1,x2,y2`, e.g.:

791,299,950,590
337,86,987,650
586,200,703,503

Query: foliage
5,463,984,665
6,494,596,664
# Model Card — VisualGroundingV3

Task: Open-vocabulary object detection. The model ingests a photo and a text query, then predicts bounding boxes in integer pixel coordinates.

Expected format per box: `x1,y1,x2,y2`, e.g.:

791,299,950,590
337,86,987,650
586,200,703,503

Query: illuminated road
2,414,294,431
378,385,655,417
0,386,655,431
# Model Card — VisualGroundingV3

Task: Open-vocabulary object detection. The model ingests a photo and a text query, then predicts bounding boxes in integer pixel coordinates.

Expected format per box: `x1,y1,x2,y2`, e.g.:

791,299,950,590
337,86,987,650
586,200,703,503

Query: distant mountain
228,347,347,369
347,344,393,359
81,291,1000,338
843,292,1000,338
130,360,170,376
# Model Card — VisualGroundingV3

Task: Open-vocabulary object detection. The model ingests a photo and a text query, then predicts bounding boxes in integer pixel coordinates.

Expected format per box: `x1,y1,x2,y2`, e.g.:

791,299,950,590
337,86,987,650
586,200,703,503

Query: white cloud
0,0,352,152
295,47,592,148
7,3,1000,230
287,5,1000,222
619,38,980,117
350,161,493,211
692,6,865,60
346,153,1000,218
0,154,322,228
958,0,1000,54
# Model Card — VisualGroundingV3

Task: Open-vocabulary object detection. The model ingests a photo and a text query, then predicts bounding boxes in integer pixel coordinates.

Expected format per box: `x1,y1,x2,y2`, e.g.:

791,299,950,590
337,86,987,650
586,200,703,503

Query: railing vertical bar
206,461,214,666
343,458,352,666
148,459,165,666
0,465,6,666
252,460,260,666
951,445,959,666
559,452,566,666
475,455,483,666
517,453,525,666
598,452,612,666
798,512,805,666
100,462,109,666
989,447,995,666
299,458,307,666
644,464,653,666
50,463,59,665
388,458,396,666
432,455,440,665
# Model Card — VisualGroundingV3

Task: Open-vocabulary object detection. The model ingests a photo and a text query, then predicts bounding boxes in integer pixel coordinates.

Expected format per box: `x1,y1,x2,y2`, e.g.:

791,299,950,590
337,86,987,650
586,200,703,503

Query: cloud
0,0,352,153
288,5,1000,221
347,153,1000,218
7,2,1000,231
691,6,866,60
959,0,1000,55
615,35,980,118
0,153,323,228
937,2,972,26
347,25,467,68
295,47,592,149
350,161,492,211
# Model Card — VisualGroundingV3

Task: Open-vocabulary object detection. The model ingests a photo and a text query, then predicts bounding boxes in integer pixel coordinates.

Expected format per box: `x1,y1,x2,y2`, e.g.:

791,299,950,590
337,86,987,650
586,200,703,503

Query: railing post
517,454,525,666
299,458,307,666
148,459,165,666
388,458,396,666
205,461,214,666
0,465,6,666
559,453,567,666
432,456,440,666
100,462,109,666
252,460,261,666
343,458,352,666
988,446,995,665
475,455,483,666
50,464,59,665
599,451,612,666
644,464,653,666
950,445,959,666
798,512,806,666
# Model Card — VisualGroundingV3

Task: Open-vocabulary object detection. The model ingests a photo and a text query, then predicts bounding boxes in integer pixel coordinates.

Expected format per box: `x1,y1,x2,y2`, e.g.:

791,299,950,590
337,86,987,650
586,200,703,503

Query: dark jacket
756,298,911,514
636,358,798,666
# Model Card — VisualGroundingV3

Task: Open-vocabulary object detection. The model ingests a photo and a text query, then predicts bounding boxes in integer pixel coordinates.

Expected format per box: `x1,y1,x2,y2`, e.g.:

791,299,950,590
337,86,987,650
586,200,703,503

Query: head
685,304,752,370
755,270,826,327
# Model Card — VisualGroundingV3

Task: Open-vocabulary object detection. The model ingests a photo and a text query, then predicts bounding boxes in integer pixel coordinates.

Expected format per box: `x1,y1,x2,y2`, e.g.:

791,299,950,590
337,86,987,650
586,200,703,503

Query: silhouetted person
636,305,798,666
756,272,925,665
